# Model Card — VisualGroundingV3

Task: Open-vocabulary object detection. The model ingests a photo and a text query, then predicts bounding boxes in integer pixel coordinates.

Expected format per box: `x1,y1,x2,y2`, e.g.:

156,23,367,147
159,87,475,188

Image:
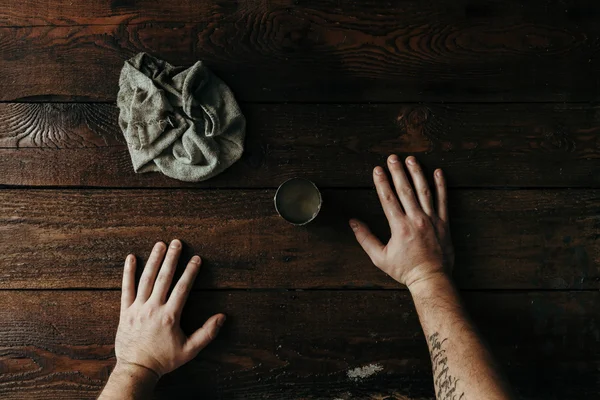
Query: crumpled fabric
117,53,245,182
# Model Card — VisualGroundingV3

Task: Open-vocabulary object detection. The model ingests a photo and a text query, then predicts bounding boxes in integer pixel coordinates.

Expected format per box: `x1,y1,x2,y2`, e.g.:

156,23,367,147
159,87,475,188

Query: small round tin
274,178,322,225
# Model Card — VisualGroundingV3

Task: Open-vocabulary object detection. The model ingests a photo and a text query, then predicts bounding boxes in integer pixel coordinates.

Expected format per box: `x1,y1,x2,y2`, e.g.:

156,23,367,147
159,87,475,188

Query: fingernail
191,255,201,264
436,169,443,178
406,156,416,165
374,167,383,175
388,154,399,163
170,239,181,249
349,220,359,231
127,254,135,263
216,315,226,328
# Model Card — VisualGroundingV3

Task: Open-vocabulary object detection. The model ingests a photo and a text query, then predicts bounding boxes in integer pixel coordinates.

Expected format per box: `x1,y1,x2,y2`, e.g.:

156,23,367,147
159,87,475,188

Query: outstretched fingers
405,156,434,216
373,166,404,222
387,155,420,216
136,242,167,302
149,239,182,304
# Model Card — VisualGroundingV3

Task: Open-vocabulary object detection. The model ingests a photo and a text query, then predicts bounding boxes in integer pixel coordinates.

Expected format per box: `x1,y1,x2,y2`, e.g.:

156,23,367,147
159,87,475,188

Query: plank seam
0,288,596,293
1,100,599,105
0,186,598,190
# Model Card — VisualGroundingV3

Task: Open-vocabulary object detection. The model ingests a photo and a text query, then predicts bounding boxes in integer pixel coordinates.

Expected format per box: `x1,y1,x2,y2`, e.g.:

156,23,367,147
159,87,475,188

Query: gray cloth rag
117,53,245,182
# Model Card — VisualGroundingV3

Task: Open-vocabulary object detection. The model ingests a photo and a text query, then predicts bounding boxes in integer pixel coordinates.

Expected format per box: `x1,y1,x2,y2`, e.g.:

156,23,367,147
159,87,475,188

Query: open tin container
274,178,322,226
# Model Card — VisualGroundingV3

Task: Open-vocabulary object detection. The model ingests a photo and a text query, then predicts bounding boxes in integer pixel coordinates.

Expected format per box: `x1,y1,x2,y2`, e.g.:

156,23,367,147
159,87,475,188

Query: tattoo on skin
429,332,465,400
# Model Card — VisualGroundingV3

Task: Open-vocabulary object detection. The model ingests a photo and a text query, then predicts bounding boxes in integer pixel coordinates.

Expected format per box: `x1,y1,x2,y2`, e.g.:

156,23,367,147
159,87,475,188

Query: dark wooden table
0,1,599,399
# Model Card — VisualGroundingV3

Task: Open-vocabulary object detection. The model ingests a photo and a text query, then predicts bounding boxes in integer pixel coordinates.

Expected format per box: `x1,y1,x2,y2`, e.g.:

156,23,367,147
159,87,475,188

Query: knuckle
383,192,395,203
402,187,414,197
161,313,176,326
413,215,428,228
420,188,430,198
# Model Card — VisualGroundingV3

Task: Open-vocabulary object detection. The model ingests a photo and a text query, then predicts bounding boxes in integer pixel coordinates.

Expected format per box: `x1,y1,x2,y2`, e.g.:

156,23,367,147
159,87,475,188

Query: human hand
350,155,454,288
115,240,226,378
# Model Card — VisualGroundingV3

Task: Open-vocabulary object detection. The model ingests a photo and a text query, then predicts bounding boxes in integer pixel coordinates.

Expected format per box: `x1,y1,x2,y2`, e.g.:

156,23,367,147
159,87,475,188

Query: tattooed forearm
429,332,465,400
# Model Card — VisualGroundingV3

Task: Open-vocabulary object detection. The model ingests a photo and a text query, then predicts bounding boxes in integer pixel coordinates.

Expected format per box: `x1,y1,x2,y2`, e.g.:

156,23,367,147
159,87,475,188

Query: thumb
184,313,226,356
349,219,384,266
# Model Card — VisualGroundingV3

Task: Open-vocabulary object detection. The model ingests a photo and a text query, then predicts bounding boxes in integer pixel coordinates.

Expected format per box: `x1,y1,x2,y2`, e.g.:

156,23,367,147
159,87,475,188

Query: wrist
113,360,160,385
99,360,160,399
407,271,455,298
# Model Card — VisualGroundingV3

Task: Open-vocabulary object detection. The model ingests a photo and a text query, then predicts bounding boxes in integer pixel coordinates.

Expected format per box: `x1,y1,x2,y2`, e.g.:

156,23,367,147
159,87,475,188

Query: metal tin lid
274,178,322,226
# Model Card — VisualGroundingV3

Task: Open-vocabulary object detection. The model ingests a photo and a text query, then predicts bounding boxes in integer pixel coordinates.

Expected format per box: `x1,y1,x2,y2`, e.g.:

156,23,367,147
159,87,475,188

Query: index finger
167,255,202,316
387,154,420,216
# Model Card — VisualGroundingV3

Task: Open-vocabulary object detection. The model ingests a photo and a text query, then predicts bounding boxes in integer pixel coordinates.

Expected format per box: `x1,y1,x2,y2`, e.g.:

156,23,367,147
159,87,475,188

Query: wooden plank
6,0,600,27
1,103,599,188
0,290,597,399
0,0,599,102
0,189,597,290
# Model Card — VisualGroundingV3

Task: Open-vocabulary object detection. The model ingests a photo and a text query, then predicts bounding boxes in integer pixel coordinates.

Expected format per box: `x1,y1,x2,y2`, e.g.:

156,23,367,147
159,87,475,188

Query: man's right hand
115,240,226,378
99,240,226,400
349,155,454,288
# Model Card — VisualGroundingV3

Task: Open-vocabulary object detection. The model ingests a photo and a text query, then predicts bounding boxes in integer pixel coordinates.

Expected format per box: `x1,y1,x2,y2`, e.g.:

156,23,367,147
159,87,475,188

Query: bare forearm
409,274,513,400
98,362,159,400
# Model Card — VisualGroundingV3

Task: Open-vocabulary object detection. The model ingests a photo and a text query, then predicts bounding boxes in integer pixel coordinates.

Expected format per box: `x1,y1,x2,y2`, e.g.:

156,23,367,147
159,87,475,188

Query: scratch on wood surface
347,363,384,381
49,322,64,337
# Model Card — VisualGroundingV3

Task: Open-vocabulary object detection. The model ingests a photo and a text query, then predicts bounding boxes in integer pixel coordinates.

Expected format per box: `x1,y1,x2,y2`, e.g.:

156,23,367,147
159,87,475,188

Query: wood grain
0,0,598,102
0,290,597,399
2,0,600,29
1,103,599,188
0,103,122,148
0,189,597,290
